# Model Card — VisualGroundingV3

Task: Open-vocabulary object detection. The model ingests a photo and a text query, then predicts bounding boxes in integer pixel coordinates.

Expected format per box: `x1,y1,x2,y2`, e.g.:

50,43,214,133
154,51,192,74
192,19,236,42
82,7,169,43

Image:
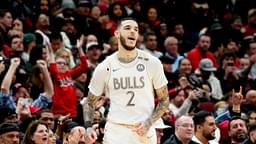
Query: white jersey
89,49,168,124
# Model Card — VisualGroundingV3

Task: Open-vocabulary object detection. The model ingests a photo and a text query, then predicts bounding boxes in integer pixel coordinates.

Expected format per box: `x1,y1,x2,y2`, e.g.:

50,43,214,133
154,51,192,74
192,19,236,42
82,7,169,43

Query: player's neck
117,48,138,63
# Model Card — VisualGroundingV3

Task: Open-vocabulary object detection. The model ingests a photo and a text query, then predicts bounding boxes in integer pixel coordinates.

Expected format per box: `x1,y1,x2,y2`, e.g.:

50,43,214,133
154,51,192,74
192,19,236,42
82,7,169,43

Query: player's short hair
117,17,137,30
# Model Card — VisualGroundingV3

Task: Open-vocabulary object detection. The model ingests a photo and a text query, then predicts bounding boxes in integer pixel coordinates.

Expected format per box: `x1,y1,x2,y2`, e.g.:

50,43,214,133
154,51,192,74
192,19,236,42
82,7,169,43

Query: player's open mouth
128,37,135,40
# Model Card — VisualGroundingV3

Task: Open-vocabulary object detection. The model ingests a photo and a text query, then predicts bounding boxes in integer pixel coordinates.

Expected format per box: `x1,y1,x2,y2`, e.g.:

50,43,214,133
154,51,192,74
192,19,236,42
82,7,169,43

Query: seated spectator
163,116,197,144
169,89,197,118
244,124,256,144
0,106,18,123
228,116,248,144
192,111,219,144
187,34,218,70
22,120,49,144
0,123,20,144
154,118,171,144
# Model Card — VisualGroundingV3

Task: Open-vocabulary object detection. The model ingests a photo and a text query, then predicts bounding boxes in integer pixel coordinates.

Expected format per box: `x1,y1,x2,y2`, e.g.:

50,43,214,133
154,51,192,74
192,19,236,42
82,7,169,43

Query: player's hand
86,127,98,143
11,57,20,67
132,122,148,136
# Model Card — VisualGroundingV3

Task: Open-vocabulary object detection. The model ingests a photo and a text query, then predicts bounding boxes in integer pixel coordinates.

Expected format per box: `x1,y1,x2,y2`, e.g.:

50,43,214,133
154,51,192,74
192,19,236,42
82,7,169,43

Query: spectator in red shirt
187,34,218,70
49,35,88,118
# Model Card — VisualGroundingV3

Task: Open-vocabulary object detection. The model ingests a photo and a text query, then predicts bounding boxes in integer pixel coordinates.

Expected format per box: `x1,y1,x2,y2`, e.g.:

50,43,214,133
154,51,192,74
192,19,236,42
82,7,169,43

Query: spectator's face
41,47,47,61
11,37,24,52
68,126,87,143
3,114,18,123
77,5,90,17
116,20,139,51
165,37,178,55
248,112,256,125
163,63,172,73
15,87,30,102
56,57,69,73
176,117,194,141
87,47,101,61
229,119,248,143
1,12,13,28
240,58,250,69
160,24,168,36
231,18,242,30
48,130,56,144
62,22,76,34
223,56,235,68
246,91,256,105
179,59,192,74
51,39,63,52
90,6,101,20
147,7,157,21
40,112,55,130
113,4,123,17
40,0,49,14
93,111,101,124
198,35,211,52
0,131,20,144
32,124,49,144
145,35,157,50
172,90,185,107
37,14,49,30
249,14,256,25
227,41,239,52
249,42,256,56
200,116,216,140
13,19,23,32
174,24,184,37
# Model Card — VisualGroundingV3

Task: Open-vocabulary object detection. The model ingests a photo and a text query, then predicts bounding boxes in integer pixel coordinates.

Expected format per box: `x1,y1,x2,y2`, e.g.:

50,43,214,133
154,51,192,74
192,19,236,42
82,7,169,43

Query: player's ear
114,30,120,38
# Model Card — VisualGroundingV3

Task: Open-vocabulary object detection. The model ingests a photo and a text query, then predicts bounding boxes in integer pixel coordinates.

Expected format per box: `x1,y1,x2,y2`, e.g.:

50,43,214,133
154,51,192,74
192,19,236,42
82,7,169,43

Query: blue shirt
0,91,52,111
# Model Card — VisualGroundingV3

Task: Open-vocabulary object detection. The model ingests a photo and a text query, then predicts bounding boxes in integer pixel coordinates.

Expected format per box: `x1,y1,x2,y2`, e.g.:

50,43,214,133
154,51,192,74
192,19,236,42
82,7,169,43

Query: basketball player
83,17,169,144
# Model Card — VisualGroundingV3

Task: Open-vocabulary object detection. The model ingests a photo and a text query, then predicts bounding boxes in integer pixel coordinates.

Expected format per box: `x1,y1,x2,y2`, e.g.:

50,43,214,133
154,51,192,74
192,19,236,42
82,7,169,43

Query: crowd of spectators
0,0,256,144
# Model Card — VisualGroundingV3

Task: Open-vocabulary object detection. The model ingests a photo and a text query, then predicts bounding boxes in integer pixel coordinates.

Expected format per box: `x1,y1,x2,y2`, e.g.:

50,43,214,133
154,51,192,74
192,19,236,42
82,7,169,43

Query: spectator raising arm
1,58,20,95
36,60,53,98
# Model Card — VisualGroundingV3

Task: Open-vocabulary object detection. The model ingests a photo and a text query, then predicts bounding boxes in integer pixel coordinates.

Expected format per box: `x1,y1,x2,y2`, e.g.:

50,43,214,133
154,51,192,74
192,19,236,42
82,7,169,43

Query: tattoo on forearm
145,86,169,130
83,92,100,127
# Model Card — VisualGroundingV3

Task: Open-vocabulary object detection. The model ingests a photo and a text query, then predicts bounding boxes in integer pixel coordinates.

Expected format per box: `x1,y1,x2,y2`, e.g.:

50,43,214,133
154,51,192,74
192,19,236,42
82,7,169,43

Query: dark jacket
163,134,199,144
242,139,254,144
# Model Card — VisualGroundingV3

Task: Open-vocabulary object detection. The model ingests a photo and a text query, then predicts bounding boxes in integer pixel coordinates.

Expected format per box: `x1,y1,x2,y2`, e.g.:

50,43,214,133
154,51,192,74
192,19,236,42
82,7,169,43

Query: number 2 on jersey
126,91,135,106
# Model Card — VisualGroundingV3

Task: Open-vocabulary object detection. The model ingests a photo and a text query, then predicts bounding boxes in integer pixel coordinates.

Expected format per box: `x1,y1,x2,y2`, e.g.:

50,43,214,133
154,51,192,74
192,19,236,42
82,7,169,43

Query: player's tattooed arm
145,85,169,130
83,92,101,128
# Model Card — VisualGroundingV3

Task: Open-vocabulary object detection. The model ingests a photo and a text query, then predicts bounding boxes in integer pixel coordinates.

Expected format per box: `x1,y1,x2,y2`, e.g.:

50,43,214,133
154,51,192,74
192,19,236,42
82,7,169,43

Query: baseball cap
199,58,216,71
23,33,36,45
0,106,16,121
0,123,20,135
154,118,171,129
62,0,76,10
248,9,256,17
77,0,92,7
86,42,100,52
